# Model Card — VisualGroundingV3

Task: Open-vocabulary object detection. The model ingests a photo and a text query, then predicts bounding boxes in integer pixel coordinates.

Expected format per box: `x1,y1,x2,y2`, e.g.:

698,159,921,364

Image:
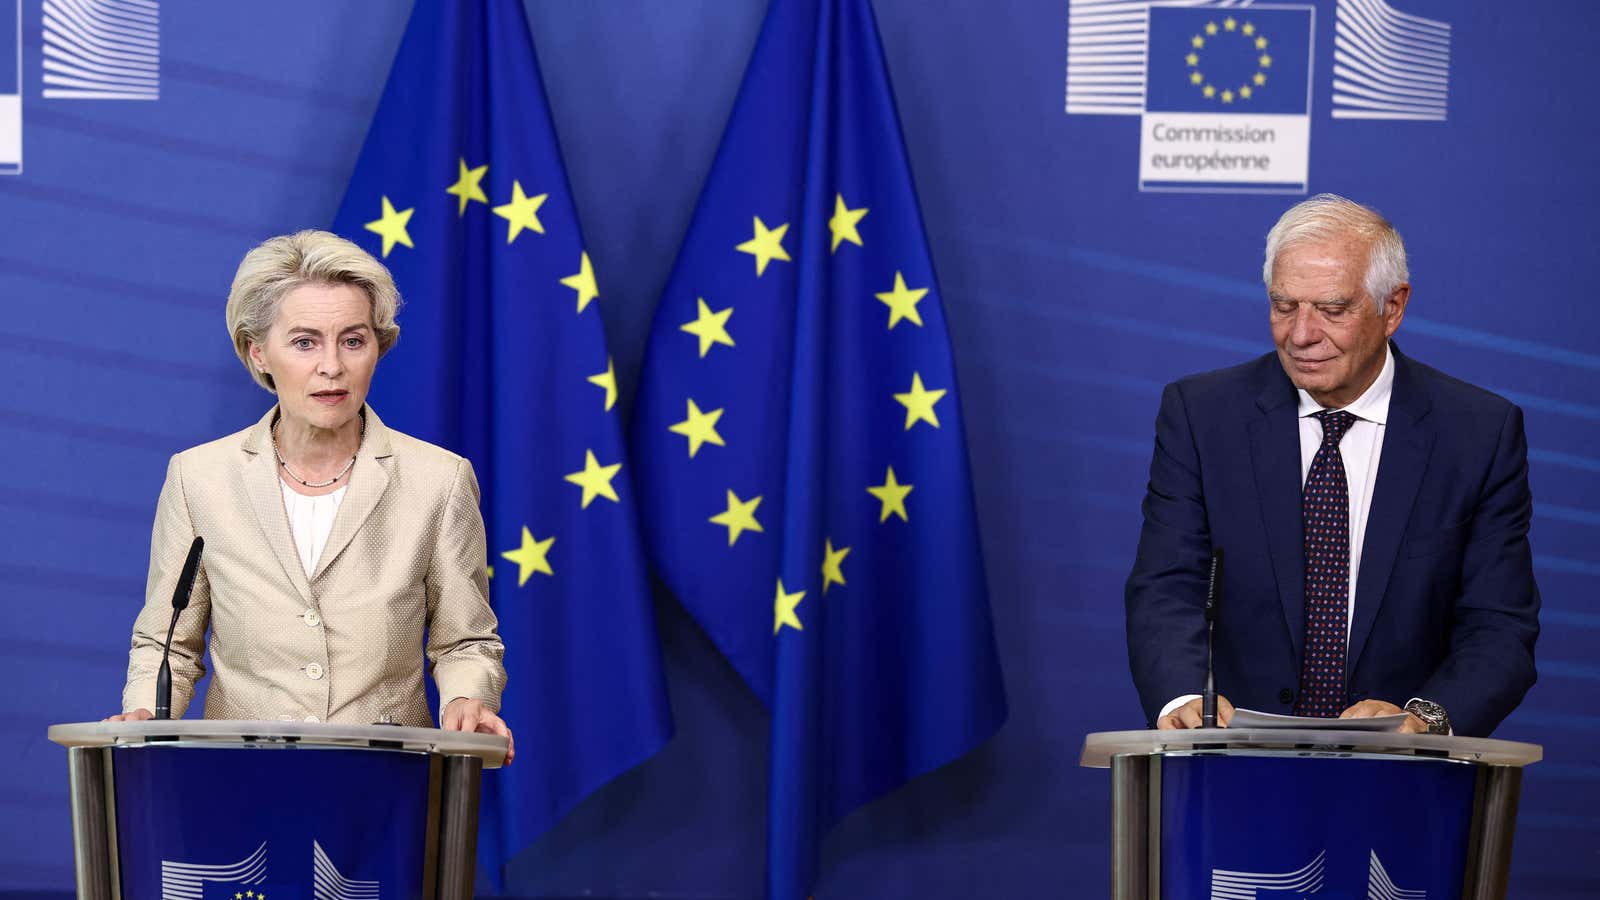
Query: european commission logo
0,0,160,175
1207,849,1426,899
1064,0,1453,193
161,841,379,900
1140,4,1314,193
1,0,19,173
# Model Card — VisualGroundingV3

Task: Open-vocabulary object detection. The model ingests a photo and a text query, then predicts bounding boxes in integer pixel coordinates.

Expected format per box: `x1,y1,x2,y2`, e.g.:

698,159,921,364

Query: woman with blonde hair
110,230,513,760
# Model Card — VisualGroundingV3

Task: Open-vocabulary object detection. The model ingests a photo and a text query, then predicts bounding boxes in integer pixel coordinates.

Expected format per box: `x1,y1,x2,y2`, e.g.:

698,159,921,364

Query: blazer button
305,663,324,680
1278,688,1294,705
304,715,320,723
302,609,321,627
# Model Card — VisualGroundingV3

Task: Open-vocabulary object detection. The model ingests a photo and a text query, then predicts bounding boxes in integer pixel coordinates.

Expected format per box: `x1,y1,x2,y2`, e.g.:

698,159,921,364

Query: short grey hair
1262,193,1408,313
225,230,402,393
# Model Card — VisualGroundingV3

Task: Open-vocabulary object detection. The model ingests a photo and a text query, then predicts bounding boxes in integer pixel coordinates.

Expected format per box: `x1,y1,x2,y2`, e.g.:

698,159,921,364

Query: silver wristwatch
1405,698,1451,735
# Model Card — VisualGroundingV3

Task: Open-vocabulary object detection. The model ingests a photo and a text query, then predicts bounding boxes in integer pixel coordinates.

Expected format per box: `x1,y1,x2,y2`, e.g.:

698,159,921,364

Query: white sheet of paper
1229,708,1409,732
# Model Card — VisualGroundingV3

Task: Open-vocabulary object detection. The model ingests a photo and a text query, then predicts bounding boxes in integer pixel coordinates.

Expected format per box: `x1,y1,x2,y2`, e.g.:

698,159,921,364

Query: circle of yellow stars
365,158,637,591
1185,17,1271,105
660,190,955,637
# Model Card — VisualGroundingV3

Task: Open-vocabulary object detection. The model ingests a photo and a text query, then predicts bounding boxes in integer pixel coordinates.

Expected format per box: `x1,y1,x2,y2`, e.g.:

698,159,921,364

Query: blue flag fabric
629,0,1007,895
330,0,671,886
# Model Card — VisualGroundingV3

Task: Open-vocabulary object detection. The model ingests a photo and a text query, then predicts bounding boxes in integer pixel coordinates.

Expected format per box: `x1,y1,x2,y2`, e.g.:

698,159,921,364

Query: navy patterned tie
1294,409,1357,717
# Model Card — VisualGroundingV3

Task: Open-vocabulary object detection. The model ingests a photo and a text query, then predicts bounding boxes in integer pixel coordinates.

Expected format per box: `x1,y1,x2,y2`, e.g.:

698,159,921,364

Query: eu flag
330,0,671,886
629,0,1007,895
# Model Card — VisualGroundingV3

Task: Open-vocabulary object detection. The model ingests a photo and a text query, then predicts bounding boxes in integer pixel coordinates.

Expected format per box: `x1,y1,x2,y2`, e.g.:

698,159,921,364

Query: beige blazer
122,406,506,727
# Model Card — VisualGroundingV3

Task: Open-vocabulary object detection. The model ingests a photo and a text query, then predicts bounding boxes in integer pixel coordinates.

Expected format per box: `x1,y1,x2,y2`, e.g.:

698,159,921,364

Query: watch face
1407,700,1449,730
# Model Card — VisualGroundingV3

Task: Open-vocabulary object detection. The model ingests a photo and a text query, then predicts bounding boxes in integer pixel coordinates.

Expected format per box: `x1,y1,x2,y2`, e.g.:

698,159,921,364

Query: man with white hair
1125,194,1540,738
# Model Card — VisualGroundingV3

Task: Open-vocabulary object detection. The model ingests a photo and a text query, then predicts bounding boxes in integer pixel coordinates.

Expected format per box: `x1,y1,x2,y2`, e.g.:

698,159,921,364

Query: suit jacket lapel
1248,366,1308,660
311,408,394,583
1348,348,1433,674
241,408,314,605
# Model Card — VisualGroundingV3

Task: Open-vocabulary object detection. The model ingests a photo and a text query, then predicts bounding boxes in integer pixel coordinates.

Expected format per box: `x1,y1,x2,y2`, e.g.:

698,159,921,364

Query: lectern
49,720,508,900
1081,728,1541,899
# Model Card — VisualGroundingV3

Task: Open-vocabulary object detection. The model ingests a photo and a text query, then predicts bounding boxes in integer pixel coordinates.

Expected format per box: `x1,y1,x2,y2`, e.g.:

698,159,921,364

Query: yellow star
1221,89,1234,104
1240,85,1253,99
1259,54,1273,68
446,158,489,216
1243,22,1255,36
364,196,414,258
773,578,805,634
1205,21,1218,35
1224,17,1237,31
1254,72,1267,86
492,180,548,243
487,565,495,579
235,894,243,899
828,193,868,253
500,526,555,587
867,467,913,523
821,539,850,595
875,271,928,329
560,251,599,313
1185,52,1199,67
587,357,617,411
1190,71,1204,85
735,216,791,276
669,398,726,457
710,489,764,546
1191,35,1204,49
1203,84,1216,99
680,297,735,357
245,893,254,899
894,372,947,430
1256,36,1268,50
563,450,622,508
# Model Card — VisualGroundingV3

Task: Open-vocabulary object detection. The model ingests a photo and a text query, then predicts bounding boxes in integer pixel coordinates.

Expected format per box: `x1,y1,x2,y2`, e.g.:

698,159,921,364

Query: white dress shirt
1159,347,1394,720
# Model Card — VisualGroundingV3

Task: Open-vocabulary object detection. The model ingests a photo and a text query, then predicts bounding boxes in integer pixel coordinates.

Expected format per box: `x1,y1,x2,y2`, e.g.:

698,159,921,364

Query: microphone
1201,547,1224,728
154,536,205,720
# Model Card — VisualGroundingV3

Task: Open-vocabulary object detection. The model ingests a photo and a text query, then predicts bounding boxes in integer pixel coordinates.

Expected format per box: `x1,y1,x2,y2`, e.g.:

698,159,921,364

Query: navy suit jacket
1125,345,1540,737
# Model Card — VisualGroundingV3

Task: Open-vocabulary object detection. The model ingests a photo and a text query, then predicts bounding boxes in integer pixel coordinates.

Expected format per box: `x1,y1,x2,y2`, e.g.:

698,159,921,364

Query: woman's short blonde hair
225,230,403,392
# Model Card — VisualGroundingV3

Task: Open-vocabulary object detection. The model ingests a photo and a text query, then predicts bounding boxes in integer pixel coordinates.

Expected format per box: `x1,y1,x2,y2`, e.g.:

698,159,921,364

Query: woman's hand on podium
442,697,515,764
1156,695,1234,729
105,708,154,722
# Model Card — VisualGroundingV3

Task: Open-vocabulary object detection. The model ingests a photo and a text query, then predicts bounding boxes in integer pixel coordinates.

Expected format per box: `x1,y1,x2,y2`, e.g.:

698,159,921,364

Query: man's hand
105,708,154,722
442,697,515,764
1156,695,1234,729
1339,699,1426,734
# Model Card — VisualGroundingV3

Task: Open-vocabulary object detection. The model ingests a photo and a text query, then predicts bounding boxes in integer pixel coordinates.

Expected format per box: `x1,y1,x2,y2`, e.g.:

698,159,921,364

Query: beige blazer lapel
311,407,395,583
239,407,315,605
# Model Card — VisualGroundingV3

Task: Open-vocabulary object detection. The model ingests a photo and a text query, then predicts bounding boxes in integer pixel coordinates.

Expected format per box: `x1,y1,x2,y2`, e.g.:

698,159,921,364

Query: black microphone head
171,535,204,611
1203,547,1224,621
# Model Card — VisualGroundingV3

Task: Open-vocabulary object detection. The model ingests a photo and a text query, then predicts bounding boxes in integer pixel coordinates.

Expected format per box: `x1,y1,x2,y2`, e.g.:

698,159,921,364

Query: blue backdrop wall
1,0,1596,896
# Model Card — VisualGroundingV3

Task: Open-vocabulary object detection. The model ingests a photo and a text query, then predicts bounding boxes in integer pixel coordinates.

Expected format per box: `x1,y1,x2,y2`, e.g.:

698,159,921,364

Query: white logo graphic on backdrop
1137,4,1315,194
313,840,381,900
1367,850,1426,899
1065,0,1452,122
1,0,19,173
1065,0,1257,115
1209,848,1326,899
42,0,160,100
1331,0,1450,120
160,841,268,900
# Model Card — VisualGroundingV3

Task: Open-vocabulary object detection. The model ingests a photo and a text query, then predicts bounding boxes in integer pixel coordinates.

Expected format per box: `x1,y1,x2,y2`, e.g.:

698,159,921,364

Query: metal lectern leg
1111,754,1152,900
67,746,113,900
1462,764,1523,900
436,754,484,900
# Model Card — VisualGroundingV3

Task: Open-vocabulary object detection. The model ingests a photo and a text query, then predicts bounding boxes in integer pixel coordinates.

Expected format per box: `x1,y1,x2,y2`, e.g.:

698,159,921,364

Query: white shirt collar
1296,343,1394,425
